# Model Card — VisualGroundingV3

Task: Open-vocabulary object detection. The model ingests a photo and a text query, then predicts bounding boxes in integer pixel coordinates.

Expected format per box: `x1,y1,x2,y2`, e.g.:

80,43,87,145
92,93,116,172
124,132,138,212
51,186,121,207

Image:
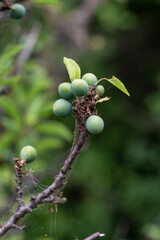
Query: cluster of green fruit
53,73,105,135
18,74,104,164
10,3,26,19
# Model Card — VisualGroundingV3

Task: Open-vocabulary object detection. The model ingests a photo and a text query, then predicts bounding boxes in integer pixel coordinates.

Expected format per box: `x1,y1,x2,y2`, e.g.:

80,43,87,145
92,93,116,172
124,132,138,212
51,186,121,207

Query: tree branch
13,22,41,74
0,131,88,237
0,86,103,238
46,0,102,50
14,158,25,208
84,232,105,240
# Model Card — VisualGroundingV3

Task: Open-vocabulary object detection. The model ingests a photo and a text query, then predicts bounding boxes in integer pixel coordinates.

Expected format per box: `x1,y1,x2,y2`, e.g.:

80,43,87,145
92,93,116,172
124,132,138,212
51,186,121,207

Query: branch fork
0,90,105,238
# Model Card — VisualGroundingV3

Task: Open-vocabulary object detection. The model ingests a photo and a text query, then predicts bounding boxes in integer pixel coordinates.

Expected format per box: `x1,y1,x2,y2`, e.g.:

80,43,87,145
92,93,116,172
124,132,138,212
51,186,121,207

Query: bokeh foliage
0,0,160,240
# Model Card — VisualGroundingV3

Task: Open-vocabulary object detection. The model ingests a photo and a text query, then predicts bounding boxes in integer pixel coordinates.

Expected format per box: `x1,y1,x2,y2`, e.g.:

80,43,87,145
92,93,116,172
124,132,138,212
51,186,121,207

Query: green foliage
0,44,23,82
100,76,130,96
0,46,73,163
0,0,160,239
35,121,73,142
143,224,160,240
96,96,111,104
63,57,81,82
97,1,138,31
32,0,59,5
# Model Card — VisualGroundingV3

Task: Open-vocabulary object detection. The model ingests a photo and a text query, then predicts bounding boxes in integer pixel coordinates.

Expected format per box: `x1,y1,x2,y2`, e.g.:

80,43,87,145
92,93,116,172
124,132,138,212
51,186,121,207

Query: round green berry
58,82,74,100
20,146,37,163
71,79,89,97
10,4,26,19
82,73,98,86
96,85,105,97
53,99,72,117
86,115,104,134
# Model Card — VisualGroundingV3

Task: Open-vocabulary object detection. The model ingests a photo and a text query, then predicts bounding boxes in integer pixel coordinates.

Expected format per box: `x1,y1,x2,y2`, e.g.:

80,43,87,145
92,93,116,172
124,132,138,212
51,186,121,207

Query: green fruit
53,99,72,117
96,85,105,97
10,4,26,19
20,146,37,163
86,115,104,134
58,82,74,100
71,79,89,97
82,73,98,86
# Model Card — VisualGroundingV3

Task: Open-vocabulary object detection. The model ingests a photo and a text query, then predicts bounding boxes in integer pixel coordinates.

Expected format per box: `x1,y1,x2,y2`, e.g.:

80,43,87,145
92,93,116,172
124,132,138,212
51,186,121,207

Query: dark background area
0,0,160,239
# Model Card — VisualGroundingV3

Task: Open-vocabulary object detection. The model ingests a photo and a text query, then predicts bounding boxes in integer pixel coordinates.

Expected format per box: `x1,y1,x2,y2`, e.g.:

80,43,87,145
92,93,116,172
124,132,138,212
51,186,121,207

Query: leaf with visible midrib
107,76,130,96
32,0,59,5
63,57,81,82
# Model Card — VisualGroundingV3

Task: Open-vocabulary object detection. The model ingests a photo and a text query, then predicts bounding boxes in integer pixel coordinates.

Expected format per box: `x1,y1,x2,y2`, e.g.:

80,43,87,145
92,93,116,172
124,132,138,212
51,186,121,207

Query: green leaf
0,131,17,149
32,0,59,5
0,97,21,128
0,45,23,76
0,45,23,61
35,121,73,142
63,57,81,82
24,96,46,125
35,138,64,154
107,76,130,96
96,96,111,104
1,117,20,132
0,75,21,86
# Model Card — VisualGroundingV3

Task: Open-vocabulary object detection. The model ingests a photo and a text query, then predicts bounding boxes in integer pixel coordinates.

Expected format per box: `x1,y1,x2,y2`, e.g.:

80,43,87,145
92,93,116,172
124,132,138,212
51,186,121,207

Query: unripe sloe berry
20,146,37,163
10,4,26,19
86,115,104,134
58,82,74,100
71,79,89,97
53,99,72,117
82,73,98,86
96,85,105,97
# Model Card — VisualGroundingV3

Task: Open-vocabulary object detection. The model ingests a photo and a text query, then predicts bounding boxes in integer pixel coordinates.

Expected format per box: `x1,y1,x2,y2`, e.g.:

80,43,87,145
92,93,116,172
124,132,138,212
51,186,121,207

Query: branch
0,131,88,237
84,232,105,240
0,87,101,238
13,158,25,208
13,22,41,74
46,0,102,50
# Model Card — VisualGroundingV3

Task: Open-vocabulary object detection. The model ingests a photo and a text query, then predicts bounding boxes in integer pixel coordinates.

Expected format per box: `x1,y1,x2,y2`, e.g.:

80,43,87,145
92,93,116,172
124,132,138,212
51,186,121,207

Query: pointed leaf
1,45,23,61
32,0,59,5
0,75,21,86
0,45,23,76
96,96,111,104
107,76,130,96
35,138,64,154
0,97,21,127
63,57,81,82
35,121,73,142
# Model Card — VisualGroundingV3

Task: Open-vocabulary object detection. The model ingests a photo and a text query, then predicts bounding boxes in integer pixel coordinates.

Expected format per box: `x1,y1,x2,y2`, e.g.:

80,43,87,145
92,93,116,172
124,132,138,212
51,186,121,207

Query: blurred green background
0,0,160,239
